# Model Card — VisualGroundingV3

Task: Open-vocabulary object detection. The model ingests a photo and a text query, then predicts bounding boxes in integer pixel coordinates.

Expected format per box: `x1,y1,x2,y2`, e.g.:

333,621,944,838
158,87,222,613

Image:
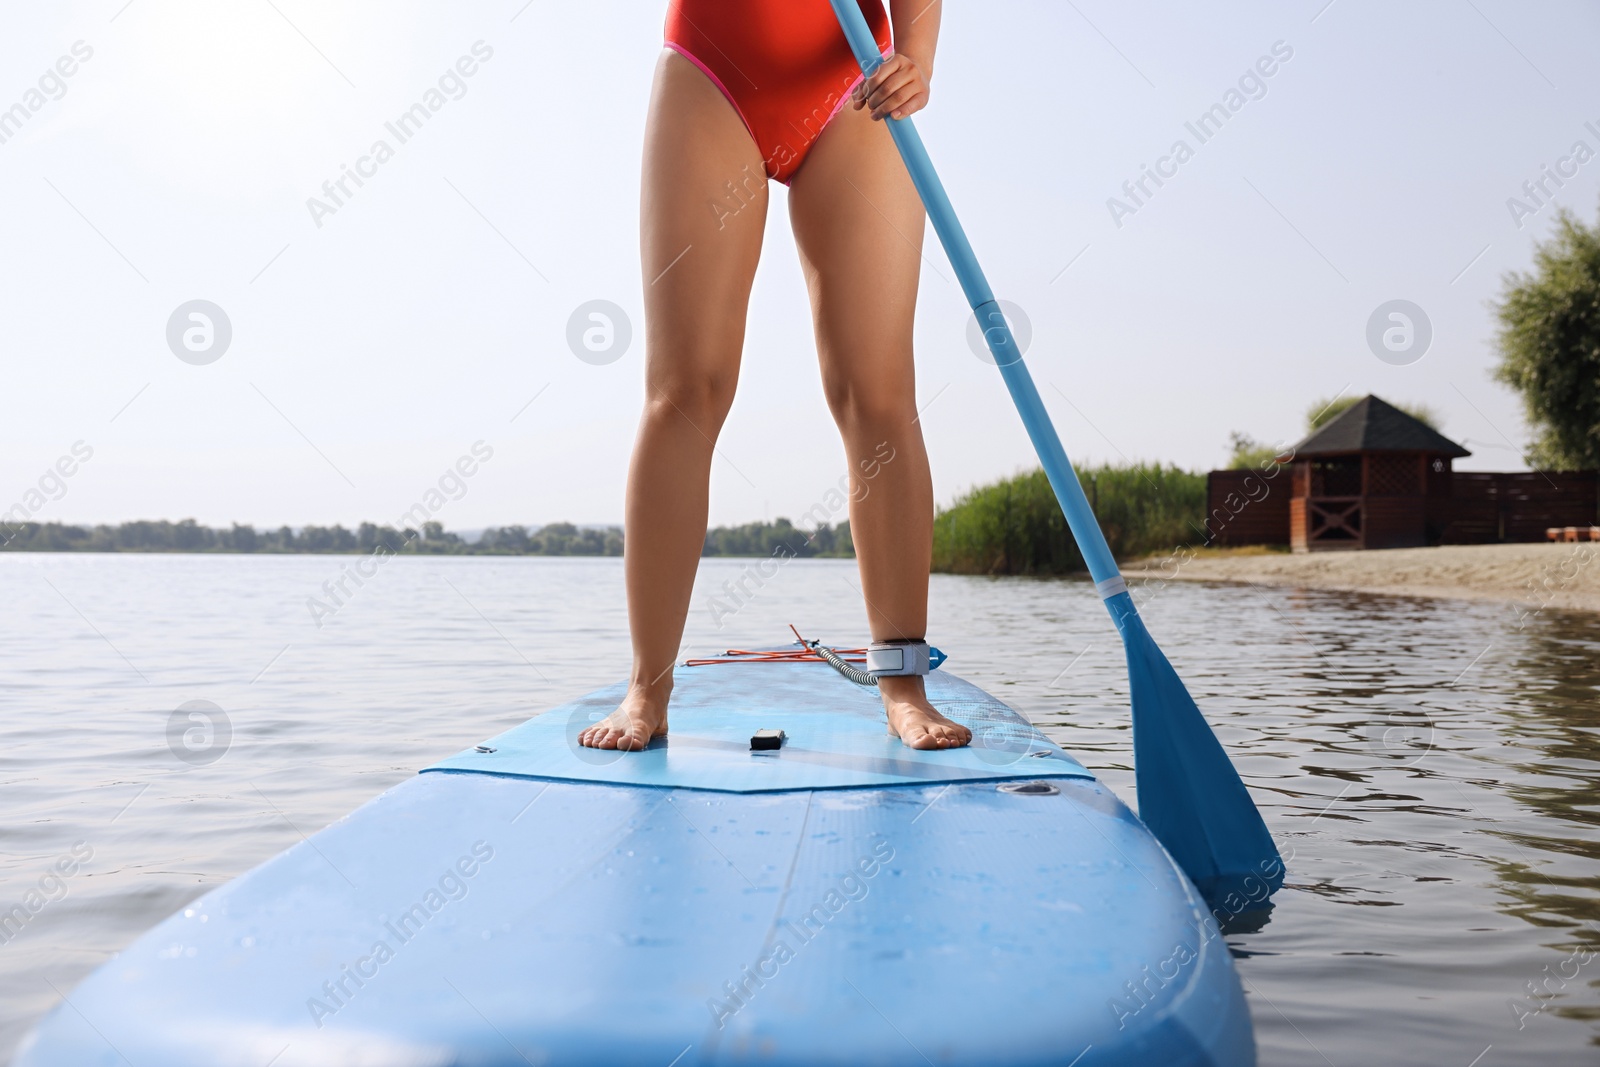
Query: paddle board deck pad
19,661,1255,1066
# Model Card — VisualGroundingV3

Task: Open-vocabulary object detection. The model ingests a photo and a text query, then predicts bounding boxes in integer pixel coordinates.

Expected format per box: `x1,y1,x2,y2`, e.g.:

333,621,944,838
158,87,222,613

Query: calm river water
1,553,1596,1065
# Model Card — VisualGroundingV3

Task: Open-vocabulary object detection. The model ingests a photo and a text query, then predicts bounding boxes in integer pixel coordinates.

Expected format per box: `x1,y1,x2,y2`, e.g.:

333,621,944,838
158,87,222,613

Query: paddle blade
1120,609,1283,907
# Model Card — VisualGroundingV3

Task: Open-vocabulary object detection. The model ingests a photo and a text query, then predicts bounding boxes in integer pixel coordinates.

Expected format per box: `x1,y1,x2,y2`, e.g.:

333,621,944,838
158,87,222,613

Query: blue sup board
20,658,1254,1066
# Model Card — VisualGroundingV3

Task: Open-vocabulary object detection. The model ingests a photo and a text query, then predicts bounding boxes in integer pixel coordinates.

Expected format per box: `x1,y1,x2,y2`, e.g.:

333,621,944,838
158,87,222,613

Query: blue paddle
827,0,1281,902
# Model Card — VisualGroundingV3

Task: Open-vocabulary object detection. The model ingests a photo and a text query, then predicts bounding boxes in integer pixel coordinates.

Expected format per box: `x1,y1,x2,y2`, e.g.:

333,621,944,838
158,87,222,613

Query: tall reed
931,464,1205,575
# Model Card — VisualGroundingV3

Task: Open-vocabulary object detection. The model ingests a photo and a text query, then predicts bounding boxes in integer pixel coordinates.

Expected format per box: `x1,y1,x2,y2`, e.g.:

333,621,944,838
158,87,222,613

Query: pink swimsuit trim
664,40,761,152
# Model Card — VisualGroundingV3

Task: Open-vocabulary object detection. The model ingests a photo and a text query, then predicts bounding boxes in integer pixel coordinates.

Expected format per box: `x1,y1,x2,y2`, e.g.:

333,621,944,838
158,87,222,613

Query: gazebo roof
1293,395,1470,458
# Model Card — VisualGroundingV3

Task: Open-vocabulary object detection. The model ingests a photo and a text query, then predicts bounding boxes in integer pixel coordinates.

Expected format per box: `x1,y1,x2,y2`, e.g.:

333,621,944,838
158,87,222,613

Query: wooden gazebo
1289,395,1471,551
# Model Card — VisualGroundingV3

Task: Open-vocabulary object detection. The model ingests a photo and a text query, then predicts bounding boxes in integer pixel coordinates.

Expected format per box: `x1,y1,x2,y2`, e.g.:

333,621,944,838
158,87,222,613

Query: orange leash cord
681,624,867,667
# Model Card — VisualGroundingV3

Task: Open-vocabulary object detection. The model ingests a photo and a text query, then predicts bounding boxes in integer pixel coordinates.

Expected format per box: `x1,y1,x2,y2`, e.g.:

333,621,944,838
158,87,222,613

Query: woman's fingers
852,56,901,109
870,81,926,120
881,88,928,120
866,68,918,114
851,54,930,121
855,56,915,105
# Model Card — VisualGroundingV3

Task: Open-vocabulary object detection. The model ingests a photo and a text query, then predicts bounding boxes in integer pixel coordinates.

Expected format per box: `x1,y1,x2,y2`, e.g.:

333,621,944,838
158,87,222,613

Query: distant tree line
0,517,854,558
0,519,626,555
701,518,853,558
474,524,624,555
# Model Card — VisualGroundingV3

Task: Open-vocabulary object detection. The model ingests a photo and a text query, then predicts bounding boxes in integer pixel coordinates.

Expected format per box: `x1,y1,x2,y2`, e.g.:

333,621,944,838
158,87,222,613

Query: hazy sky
2,0,1597,530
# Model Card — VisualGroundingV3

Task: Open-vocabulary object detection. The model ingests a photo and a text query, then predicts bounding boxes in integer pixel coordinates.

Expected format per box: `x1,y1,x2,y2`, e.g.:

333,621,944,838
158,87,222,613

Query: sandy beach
1125,542,1600,614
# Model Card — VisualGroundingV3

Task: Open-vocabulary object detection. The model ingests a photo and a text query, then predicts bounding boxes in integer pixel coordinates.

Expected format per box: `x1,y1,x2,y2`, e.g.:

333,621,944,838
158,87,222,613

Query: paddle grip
827,0,1124,595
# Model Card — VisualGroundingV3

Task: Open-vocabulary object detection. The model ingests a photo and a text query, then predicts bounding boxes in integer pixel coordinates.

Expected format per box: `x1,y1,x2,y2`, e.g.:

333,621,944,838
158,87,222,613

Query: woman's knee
644,365,739,429
820,372,916,436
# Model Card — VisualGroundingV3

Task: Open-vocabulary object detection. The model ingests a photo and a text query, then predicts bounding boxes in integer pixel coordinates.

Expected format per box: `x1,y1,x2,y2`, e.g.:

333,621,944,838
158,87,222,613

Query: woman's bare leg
579,51,768,750
787,101,970,750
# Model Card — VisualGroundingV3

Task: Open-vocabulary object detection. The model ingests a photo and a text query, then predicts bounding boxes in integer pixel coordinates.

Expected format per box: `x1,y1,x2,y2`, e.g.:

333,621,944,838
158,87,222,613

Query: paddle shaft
827,3,1283,897
827,0,1125,601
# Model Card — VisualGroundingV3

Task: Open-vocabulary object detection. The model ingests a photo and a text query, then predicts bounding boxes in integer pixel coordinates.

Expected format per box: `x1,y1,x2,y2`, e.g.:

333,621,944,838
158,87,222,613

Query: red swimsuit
664,0,892,184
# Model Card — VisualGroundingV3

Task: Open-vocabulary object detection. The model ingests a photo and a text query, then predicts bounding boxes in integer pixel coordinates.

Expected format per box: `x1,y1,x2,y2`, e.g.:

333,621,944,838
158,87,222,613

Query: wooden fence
1204,469,1294,546
1205,469,1597,547
1436,471,1599,544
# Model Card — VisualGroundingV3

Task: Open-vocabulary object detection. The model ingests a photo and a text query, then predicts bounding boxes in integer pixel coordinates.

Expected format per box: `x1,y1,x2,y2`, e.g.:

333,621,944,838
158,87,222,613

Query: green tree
1493,207,1600,469
417,521,461,553
477,525,532,553
1225,432,1290,470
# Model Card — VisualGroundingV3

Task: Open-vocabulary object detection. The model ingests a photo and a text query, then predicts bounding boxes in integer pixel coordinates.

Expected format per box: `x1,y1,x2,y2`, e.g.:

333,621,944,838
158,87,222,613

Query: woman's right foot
578,681,671,750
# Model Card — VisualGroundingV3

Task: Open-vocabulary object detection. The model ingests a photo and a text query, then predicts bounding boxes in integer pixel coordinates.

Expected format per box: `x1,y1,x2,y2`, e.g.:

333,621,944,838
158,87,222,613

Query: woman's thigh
786,101,925,411
640,50,769,409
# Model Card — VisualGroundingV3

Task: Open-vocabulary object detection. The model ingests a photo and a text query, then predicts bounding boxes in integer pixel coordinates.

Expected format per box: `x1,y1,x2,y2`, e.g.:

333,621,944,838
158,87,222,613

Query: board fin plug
750,729,786,751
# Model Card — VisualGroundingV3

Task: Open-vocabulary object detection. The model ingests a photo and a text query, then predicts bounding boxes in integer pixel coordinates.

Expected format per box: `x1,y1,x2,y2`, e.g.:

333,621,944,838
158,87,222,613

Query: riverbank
1126,542,1600,613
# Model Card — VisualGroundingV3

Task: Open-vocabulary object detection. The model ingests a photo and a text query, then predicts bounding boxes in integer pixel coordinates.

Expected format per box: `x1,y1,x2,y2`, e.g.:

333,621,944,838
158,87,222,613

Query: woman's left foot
879,676,971,750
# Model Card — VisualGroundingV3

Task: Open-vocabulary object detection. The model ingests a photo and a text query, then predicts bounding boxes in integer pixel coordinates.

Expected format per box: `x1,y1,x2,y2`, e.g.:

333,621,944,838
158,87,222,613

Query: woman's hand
852,53,930,121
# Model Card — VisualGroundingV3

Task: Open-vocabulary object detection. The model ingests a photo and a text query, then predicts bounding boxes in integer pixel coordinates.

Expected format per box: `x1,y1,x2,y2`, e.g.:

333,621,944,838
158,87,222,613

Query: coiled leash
787,624,945,687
